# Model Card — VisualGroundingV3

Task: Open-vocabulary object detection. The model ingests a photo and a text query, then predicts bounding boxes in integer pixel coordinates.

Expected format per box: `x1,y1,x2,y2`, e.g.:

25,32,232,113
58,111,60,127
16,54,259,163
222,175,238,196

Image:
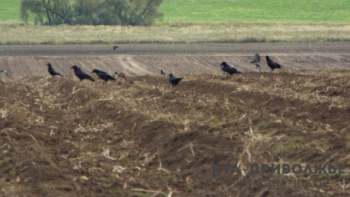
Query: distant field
0,0,349,44
1,0,350,23
160,0,350,23
0,0,20,22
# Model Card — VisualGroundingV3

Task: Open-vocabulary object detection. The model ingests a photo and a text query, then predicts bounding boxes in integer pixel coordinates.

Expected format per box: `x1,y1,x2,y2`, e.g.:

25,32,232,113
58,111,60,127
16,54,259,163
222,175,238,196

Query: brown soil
0,43,350,197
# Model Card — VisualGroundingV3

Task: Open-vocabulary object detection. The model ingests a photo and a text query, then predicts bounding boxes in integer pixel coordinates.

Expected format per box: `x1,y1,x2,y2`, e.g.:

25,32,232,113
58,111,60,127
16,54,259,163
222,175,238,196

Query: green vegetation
276,144,296,154
1,0,350,23
258,121,268,129
160,0,350,23
0,0,349,44
0,0,21,21
293,136,305,144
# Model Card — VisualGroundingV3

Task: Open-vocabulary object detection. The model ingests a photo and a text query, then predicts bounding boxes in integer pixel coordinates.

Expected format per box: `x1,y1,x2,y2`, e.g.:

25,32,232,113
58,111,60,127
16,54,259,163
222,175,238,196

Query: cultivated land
1,42,350,79
0,1,350,197
0,43,350,196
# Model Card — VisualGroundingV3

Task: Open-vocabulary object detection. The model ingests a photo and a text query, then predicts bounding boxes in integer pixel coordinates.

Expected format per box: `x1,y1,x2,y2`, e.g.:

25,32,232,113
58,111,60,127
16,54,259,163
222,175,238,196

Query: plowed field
0,43,350,197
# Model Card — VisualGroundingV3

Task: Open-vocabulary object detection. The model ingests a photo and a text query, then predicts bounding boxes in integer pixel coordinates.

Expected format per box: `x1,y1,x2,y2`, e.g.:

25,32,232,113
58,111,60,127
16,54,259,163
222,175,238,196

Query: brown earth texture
0,43,350,197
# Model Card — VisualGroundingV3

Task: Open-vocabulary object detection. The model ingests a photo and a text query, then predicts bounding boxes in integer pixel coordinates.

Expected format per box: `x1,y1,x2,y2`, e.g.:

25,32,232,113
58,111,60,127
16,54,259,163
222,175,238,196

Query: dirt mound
1,70,349,196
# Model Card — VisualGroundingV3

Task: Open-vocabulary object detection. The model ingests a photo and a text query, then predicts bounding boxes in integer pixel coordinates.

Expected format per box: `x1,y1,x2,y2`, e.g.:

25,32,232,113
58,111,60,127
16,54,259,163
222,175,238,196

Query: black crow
91,69,116,84
113,46,118,50
266,56,282,72
71,65,95,82
0,69,9,77
169,74,183,87
221,61,241,78
251,53,262,72
46,63,63,77
161,69,166,75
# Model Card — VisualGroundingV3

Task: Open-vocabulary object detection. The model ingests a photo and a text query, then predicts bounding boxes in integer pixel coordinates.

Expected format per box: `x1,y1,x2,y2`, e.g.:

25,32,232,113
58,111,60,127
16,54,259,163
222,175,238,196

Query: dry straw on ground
1,24,350,44
0,70,349,196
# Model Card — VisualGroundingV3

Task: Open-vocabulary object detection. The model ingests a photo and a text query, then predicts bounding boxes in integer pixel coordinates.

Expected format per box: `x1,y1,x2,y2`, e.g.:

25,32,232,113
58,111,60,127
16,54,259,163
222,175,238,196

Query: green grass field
1,0,349,23
0,0,21,22
0,0,349,44
160,0,350,23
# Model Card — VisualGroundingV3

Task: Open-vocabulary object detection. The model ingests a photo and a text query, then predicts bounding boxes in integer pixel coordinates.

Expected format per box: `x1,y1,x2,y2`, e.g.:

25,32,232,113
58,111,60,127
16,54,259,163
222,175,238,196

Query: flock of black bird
0,51,283,87
160,53,283,87
46,63,115,84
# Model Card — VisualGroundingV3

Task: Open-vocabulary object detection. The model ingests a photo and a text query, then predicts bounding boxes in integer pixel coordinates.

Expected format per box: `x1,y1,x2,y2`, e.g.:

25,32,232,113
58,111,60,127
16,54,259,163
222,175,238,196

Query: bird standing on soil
0,69,9,77
266,56,282,72
169,74,183,87
161,69,166,75
71,65,95,82
113,46,118,50
220,61,241,78
46,63,63,77
251,53,262,72
91,69,116,85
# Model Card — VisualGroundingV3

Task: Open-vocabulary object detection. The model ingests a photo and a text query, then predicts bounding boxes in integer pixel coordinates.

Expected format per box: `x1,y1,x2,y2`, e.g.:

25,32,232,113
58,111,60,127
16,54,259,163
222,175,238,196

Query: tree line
20,0,164,26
